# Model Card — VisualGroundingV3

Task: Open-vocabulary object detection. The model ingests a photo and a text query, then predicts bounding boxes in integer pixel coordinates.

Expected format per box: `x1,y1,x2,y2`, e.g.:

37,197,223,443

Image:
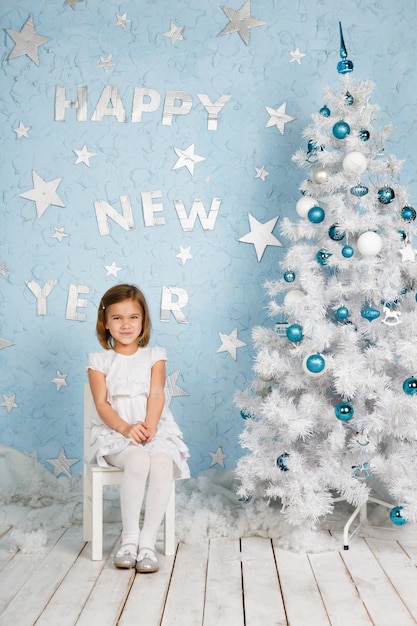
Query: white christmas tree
235,24,417,535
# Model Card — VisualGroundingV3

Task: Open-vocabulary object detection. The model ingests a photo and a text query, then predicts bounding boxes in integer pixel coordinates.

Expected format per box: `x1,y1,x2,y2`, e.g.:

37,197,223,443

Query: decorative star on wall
52,226,68,242
46,447,79,478
105,261,122,277
0,393,18,413
400,241,417,262
0,337,14,349
254,165,269,181
290,48,306,64
265,102,296,134
163,19,184,44
209,446,228,468
97,54,116,73
115,13,131,29
13,121,31,139
216,327,247,360
239,213,283,261
176,246,193,265
6,16,50,65
20,171,65,219
73,144,96,166
64,0,84,9
218,0,265,46
165,370,188,406
51,371,68,391
0,262,9,277
173,144,206,175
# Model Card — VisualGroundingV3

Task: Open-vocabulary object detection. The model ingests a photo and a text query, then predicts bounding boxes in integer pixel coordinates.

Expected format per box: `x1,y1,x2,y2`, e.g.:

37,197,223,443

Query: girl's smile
105,299,144,354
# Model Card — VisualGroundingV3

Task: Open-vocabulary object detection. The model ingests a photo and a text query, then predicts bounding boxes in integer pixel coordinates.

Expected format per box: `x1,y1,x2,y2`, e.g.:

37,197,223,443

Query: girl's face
105,298,144,353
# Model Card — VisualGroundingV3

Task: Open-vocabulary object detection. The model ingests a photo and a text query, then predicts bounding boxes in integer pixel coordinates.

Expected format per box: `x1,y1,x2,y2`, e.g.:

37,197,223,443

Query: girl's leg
106,444,151,552
139,453,174,552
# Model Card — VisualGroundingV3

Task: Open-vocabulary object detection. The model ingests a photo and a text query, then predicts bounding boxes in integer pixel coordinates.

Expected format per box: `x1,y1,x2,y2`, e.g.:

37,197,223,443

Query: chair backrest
84,384,94,462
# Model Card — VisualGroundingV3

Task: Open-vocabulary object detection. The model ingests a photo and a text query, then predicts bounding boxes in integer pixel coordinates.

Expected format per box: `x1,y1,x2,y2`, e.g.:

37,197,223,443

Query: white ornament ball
357,231,383,256
284,289,305,306
343,151,368,175
296,196,317,219
312,166,329,184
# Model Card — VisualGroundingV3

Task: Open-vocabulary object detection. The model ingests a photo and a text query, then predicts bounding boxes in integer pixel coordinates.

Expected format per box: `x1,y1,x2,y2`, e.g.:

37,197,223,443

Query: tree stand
339,496,393,550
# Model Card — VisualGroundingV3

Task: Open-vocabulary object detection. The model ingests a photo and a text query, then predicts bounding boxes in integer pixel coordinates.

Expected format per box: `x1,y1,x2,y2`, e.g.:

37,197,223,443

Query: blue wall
1,0,416,478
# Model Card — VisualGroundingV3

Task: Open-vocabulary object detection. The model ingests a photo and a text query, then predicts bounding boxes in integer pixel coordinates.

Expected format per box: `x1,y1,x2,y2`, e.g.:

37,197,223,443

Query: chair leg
91,472,104,560
83,464,92,542
163,481,176,556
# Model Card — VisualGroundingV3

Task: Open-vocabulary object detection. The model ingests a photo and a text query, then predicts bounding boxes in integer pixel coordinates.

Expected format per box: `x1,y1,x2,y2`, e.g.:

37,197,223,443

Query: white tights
106,444,173,554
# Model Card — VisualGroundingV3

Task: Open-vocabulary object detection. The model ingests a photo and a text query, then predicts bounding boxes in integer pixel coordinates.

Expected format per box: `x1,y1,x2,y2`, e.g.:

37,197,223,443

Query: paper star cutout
177,246,193,265
97,54,116,73
254,165,269,181
64,0,84,9
0,337,15,349
209,446,228,468
105,262,122,277
400,242,417,262
115,13,131,29
216,327,247,360
73,144,96,167
0,393,18,413
290,48,306,64
0,262,9,277
6,16,50,65
20,171,65,219
173,144,206,175
51,371,68,391
163,20,184,44
239,214,283,261
218,1,265,45
13,121,31,139
52,226,68,242
46,448,79,478
265,102,296,135
165,370,188,406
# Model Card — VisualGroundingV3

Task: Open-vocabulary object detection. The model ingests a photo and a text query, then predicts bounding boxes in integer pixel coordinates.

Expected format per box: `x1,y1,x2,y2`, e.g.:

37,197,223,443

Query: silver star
400,242,417,262
0,337,15,350
0,262,9,277
20,171,65,219
46,448,79,478
52,371,68,391
64,0,84,9
6,16,50,65
13,121,31,139
176,246,193,265
173,144,206,175
218,1,265,46
104,262,122,277
265,102,296,135
216,327,247,360
239,213,283,261
0,393,18,413
254,165,269,181
52,226,68,242
97,54,116,73
290,48,306,64
165,370,188,406
115,13,131,30
73,144,96,166
163,20,184,44
209,446,228,468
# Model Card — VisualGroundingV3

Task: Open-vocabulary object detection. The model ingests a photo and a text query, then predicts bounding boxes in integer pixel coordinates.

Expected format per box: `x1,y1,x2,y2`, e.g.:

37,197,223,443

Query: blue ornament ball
337,58,354,74
342,245,354,258
403,377,417,395
306,354,325,373
359,128,370,141
336,306,349,320
332,121,350,139
361,307,380,322
390,506,408,526
316,249,332,265
350,184,369,197
286,324,304,343
335,402,354,421
277,452,290,471
240,410,253,420
328,224,345,241
401,206,416,222
308,206,325,223
283,270,296,283
319,105,330,117
378,186,395,204
344,91,354,105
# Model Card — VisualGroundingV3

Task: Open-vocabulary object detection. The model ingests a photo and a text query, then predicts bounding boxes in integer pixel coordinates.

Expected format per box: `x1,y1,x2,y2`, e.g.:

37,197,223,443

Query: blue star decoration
46,448,79,478
209,446,228,468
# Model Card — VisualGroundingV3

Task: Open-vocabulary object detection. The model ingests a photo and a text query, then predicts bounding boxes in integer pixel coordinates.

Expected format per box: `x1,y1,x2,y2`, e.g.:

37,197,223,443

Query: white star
177,246,193,265
265,102,296,135
209,446,228,468
165,370,188,406
290,48,306,64
51,371,68,391
13,121,31,139
97,54,116,73
20,170,65,219
0,337,15,350
218,1,265,46
239,213,283,261
6,16,50,65
254,165,269,181
0,393,18,413
64,0,84,9
400,242,417,262
216,327,247,360
173,144,206,175
163,20,184,44
73,144,96,167
105,262,122,277
115,13,131,30
46,448,79,478
0,262,9,277
52,226,68,242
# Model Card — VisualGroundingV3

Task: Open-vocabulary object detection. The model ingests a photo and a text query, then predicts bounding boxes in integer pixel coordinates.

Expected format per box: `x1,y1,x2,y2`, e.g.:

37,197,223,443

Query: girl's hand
144,427,156,443
126,422,150,443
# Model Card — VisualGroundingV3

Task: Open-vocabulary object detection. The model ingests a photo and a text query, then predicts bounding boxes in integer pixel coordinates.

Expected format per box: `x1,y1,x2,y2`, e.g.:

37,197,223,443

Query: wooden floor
1,522,417,626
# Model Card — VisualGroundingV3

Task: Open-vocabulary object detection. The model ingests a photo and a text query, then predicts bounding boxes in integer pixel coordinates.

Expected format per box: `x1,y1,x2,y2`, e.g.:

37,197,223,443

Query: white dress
86,346,190,479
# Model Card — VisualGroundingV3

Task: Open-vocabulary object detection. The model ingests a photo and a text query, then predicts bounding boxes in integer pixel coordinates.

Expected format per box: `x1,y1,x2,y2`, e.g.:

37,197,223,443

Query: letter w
173,198,221,232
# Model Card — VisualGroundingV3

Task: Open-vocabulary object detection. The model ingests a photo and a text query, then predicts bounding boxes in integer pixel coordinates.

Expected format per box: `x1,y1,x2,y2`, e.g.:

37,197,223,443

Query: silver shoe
136,547,159,573
113,548,137,569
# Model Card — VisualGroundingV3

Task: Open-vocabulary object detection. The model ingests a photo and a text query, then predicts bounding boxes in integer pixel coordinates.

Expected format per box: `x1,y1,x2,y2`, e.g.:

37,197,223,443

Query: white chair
83,384,176,560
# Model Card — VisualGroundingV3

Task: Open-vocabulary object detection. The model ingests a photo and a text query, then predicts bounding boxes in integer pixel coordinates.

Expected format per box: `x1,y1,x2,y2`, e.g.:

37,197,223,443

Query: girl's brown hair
96,284,151,349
